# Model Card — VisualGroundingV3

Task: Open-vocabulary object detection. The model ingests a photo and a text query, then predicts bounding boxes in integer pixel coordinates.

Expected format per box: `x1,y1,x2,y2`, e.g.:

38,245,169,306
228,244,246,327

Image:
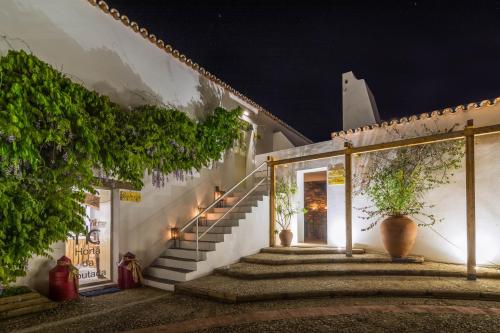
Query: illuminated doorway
303,171,327,244
65,188,113,286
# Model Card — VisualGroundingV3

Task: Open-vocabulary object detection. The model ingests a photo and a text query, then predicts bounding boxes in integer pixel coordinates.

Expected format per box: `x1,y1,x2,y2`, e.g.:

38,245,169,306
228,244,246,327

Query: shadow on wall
0,0,226,118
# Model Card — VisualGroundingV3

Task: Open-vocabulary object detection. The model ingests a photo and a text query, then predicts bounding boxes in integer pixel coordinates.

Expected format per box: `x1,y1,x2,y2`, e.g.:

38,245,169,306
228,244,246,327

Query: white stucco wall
273,131,295,151
0,0,269,292
261,101,500,266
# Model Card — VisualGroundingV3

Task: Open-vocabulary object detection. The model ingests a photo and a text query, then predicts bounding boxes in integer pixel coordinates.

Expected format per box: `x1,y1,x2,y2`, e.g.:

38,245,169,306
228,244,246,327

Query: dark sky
106,0,500,142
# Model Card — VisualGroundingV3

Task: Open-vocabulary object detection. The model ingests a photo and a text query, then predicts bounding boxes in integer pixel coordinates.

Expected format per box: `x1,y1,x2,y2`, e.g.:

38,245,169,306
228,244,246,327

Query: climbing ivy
0,50,247,284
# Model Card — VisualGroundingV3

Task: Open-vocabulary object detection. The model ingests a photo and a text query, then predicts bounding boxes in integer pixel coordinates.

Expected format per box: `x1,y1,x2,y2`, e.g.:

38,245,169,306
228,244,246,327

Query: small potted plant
354,129,463,258
275,175,306,247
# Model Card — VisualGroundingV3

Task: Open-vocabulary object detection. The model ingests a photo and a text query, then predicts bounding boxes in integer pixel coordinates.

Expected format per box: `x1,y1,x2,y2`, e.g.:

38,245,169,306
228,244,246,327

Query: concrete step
212,206,253,213
147,265,194,282
206,212,246,220
242,253,423,265
224,197,261,206
183,232,225,242
176,274,500,303
204,219,239,227
164,248,210,261
142,275,176,291
261,247,365,255
156,256,199,271
189,225,233,234
230,190,267,198
180,240,217,251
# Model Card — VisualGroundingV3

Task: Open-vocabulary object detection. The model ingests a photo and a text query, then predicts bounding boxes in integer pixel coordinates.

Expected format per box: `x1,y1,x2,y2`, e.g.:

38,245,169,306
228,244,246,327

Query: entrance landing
175,247,500,303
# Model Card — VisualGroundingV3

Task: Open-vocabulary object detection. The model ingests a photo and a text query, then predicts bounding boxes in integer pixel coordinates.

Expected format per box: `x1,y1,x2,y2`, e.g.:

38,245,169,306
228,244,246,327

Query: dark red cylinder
49,256,79,302
118,252,142,289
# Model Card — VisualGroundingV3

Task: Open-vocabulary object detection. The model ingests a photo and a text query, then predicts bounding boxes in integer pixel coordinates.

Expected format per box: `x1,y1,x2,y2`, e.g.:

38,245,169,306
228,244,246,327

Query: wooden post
268,156,276,247
344,142,353,257
465,119,476,280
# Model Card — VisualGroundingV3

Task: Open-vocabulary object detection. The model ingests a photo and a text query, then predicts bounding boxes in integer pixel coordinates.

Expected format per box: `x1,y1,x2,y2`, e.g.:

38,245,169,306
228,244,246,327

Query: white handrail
180,161,268,233
198,178,266,240
194,177,267,261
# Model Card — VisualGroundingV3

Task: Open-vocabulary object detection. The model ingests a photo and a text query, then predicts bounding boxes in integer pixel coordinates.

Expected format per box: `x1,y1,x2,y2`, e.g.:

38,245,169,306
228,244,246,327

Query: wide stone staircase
175,246,500,302
142,172,269,291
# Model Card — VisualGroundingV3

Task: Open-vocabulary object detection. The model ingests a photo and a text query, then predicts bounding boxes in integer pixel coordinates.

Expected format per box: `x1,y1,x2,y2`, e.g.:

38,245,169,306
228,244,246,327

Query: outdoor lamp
214,186,225,208
198,207,207,226
171,227,180,248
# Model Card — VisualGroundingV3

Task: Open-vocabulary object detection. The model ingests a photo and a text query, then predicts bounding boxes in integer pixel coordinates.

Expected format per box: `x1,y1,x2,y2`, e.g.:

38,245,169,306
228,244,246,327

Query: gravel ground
193,313,500,333
2,288,500,332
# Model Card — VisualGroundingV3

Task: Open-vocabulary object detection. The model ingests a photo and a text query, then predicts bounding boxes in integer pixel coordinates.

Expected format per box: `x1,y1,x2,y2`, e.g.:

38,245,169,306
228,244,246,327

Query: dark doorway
304,171,327,244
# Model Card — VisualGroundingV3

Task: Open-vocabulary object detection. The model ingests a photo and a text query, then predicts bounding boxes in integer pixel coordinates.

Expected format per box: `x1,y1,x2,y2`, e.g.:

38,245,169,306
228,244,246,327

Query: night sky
106,0,500,142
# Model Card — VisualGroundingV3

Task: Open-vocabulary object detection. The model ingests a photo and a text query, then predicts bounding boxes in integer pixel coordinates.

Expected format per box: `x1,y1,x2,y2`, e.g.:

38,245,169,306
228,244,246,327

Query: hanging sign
120,191,142,202
328,163,345,185
84,193,100,209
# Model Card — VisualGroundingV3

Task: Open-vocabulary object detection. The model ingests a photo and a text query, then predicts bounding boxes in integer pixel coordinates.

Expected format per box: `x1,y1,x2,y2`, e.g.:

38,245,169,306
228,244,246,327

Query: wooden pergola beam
344,142,353,257
465,119,476,280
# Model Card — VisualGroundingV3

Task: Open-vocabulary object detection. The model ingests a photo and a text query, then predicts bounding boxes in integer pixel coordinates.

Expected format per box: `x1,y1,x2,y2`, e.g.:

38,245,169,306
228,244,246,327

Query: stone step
164,248,210,261
206,212,246,220
212,206,253,213
189,226,233,234
156,256,199,271
175,275,500,303
142,275,176,291
261,247,365,255
242,253,424,265
147,265,194,282
215,260,498,280
180,240,218,251
183,232,225,242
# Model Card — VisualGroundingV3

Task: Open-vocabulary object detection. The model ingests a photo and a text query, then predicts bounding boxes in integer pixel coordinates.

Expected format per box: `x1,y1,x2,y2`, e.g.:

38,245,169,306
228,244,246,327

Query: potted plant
275,175,306,247
354,131,463,258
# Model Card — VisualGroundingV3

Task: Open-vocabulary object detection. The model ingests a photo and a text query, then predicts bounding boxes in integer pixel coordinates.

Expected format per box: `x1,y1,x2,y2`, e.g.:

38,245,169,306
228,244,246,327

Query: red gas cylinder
49,256,79,301
118,252,142,289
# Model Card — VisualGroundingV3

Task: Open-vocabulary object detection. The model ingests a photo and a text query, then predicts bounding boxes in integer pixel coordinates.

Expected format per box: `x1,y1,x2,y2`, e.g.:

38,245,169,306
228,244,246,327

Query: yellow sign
328,164,345,185
120,191,142,202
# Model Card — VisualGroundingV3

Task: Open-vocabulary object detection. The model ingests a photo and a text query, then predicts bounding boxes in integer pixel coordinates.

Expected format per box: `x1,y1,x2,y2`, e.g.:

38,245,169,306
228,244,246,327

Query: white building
3,0,500,295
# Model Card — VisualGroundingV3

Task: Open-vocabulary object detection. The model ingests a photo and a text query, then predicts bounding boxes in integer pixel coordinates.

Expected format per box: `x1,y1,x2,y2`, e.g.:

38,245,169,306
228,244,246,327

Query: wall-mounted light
171,227,180,248
198,207,207,226
214,186,225,208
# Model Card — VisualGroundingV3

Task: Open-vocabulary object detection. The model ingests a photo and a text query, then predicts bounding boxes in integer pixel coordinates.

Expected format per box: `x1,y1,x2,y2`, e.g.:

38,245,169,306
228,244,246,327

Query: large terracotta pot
380,215,417,258
279,229,293,247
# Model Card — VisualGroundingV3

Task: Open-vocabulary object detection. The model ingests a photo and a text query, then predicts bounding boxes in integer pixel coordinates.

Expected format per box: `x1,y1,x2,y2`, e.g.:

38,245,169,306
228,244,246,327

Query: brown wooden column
344,142,353,257
268,156,276,247
465,119,476,280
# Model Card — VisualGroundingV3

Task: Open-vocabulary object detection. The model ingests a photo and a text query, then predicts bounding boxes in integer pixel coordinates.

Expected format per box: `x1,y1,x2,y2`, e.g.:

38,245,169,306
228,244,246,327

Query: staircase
142,163,269,291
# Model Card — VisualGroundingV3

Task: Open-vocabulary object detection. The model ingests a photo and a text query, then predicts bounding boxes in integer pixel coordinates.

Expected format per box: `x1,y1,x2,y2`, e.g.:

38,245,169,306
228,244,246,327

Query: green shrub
0,50,246,284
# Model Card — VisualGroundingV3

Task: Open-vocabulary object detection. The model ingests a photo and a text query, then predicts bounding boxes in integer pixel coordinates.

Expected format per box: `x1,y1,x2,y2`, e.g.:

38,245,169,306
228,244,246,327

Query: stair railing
179,161,269,260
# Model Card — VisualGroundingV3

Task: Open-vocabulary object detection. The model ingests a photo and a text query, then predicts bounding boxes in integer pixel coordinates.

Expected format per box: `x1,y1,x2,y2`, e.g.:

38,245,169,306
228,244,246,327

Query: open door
303,171,327,244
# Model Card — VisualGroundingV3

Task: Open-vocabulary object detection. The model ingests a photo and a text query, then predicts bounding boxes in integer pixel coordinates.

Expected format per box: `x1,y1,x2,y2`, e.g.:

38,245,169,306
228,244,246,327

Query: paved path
126,304,500,333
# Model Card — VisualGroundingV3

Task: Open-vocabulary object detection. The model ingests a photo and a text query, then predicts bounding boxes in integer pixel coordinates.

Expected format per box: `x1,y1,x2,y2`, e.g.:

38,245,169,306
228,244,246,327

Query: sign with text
328,164,345,185
120,191,142,202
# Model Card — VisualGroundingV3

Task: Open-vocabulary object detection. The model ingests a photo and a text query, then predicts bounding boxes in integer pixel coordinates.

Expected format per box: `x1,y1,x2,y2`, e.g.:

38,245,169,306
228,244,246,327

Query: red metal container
118,252,142,289
49,256,79,301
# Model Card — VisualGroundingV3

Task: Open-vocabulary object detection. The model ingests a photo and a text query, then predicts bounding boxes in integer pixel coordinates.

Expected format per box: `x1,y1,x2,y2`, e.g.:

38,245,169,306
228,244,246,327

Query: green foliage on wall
0,50,246,284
